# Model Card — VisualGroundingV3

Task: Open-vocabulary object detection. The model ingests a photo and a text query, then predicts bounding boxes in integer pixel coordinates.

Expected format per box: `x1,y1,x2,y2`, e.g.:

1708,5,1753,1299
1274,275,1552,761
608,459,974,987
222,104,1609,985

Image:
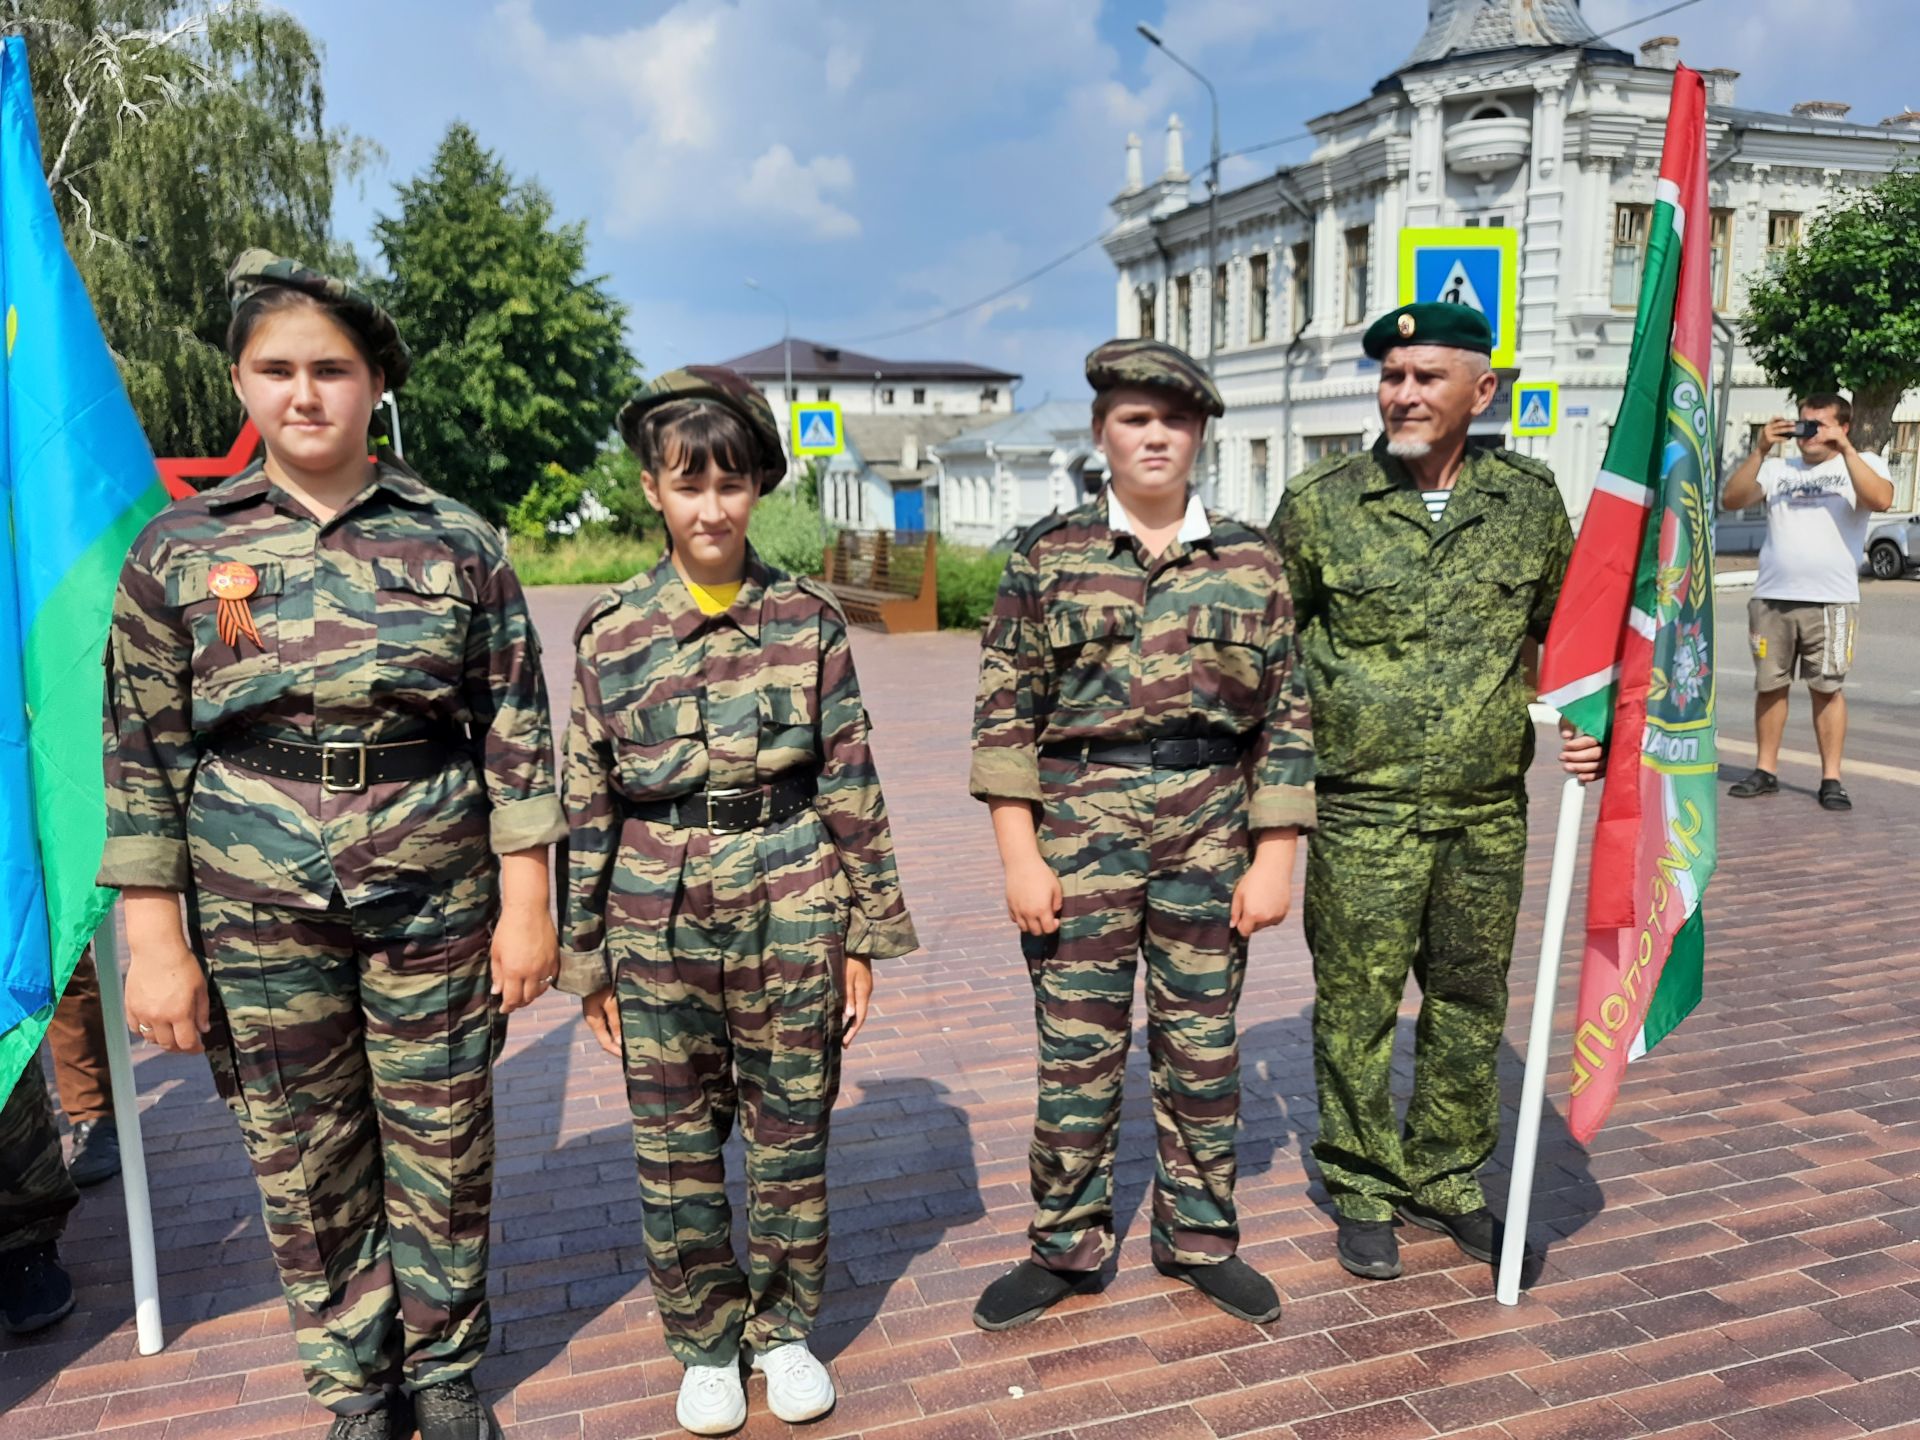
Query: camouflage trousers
0,1058,78,1253
1027,756,1249,1273
610,807,848,1368
191,874,502,1415
1304,804,1527,1222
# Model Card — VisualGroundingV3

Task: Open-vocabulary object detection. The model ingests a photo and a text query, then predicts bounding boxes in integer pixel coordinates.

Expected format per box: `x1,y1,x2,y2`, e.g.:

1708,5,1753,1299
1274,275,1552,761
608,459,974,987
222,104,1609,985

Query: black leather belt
1039,736,1249,769
621,772,817,835
214,733,463,793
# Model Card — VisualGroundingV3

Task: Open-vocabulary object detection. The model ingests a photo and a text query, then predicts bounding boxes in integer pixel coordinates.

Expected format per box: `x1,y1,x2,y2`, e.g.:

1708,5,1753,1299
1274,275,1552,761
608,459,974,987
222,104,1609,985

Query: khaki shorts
1749,597,1856,693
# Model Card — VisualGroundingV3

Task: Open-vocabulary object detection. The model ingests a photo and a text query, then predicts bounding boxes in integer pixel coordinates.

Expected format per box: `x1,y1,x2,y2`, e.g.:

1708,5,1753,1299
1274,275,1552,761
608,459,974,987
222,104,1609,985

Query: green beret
1363,302,1494,361
1085,337,1224,418
227,248,411,390
617,365,788,492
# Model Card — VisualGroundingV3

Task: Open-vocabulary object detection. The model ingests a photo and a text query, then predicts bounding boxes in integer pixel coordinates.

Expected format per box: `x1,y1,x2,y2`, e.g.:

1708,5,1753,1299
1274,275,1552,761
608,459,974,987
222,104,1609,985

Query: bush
749,490,827,577
509,531,663,587
505,462,593,541
936,542,1010,631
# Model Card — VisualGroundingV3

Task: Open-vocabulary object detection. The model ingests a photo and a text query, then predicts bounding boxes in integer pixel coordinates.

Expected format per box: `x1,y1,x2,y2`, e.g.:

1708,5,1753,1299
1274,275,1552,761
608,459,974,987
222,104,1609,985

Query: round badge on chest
208,561,260,601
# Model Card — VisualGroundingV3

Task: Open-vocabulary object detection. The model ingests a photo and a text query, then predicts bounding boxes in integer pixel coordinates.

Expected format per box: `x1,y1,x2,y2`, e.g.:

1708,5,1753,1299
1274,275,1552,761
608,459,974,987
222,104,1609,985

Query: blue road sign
1396,226,1520,368
1512,380,1559,437
790,401,844,456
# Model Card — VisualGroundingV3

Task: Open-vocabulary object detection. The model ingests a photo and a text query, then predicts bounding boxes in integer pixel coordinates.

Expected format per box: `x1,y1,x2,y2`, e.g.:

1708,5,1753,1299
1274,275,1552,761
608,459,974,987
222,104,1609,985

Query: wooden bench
821,529,938,633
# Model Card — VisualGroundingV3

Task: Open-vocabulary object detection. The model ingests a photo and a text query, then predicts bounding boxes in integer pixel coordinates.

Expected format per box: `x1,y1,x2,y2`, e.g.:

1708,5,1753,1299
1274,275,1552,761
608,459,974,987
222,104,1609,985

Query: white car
1864,514,1920,580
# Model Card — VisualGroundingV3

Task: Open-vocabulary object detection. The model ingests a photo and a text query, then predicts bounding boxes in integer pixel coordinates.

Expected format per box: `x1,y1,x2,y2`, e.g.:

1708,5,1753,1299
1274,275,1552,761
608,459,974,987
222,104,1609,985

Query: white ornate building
1103,0,1920,527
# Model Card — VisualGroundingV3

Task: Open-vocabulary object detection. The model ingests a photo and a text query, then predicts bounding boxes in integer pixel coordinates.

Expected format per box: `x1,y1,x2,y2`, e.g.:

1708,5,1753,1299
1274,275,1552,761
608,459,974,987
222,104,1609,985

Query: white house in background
714,338,1020,452
1103,0,1920,529
927,399,1107,549
822,413,979,533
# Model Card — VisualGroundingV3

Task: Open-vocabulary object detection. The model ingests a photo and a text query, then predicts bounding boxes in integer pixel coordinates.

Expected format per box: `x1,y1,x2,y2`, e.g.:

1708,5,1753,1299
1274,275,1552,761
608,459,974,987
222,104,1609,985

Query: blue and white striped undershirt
1419,487,1453,523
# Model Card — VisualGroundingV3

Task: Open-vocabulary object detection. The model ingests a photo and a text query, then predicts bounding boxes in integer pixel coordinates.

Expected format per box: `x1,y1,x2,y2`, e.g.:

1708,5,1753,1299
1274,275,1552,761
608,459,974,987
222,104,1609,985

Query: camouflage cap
1362,302,1494,361
617,365,788,491
1084,337,1224,418
226,248,412,390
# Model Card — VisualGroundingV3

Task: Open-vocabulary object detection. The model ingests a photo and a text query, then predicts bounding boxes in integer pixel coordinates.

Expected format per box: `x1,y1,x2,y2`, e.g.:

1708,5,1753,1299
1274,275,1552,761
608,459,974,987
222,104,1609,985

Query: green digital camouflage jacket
100,459,566,908
560,548,918,994
969,493,1316,833
1271,439,1574,829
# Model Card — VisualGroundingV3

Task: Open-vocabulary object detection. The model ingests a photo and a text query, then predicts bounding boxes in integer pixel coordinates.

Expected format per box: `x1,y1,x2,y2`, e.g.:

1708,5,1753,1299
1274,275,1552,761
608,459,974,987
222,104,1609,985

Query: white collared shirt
1107,487,1211,543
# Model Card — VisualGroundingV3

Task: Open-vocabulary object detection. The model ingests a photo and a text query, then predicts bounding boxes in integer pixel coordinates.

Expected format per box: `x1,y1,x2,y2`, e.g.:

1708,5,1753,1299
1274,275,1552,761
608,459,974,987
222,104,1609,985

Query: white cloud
738,144,859,239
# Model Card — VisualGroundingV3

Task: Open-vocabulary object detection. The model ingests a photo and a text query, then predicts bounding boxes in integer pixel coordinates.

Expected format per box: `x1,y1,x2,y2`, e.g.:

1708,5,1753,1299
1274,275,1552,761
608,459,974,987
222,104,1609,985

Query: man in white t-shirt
1719,393,1894,811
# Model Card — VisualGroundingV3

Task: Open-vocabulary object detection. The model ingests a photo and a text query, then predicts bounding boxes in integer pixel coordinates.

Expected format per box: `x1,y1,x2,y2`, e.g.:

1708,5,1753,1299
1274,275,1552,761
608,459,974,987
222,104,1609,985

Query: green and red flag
1538,64,1718,1144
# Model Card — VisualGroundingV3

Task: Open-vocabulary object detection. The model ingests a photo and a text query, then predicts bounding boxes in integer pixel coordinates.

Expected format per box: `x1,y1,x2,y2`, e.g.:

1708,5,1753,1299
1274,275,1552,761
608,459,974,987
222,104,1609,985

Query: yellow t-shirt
686,579,743,616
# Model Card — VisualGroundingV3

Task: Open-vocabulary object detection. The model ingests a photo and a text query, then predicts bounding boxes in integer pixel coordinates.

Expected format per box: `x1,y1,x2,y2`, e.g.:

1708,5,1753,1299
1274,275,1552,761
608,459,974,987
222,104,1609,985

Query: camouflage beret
1084,337,1224,418
226,248,412,390
1363,302,1494,361
617,365,788,491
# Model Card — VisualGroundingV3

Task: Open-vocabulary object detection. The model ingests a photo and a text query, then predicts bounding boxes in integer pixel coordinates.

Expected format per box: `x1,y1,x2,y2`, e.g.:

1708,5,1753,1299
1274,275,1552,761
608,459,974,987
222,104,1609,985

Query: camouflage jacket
99,459,566,908
1271,439,1574,828
969,491,1316,832
560,548,918,994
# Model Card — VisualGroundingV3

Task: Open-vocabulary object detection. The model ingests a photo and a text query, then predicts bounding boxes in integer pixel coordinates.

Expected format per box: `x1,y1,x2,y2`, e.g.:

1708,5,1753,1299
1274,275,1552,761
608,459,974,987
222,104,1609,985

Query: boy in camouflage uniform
0,1061,78,1334
102,252,564,1440
970,339,1315,1330
1271,302,1599,1281
562,367,917,1435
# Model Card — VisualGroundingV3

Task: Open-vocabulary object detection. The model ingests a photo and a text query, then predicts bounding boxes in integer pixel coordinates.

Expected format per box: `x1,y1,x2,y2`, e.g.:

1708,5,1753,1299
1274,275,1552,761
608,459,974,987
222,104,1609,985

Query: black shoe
0,1241,75,1334
414,1377,503,1440
67,1118,121,1188
1729,768,1778,798
1154,1255,1281,1324
1819,779,1852,811
327,1410,397,1440
1398,1201,1502,1263
972,1260,1099,1331
1334,1218,1401,1280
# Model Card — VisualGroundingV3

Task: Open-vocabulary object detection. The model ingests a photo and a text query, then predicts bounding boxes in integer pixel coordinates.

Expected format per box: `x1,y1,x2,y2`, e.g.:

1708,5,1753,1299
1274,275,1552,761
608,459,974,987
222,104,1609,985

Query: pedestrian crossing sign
790,401,845,457
1512,380,1559,437
1397,226,1521,369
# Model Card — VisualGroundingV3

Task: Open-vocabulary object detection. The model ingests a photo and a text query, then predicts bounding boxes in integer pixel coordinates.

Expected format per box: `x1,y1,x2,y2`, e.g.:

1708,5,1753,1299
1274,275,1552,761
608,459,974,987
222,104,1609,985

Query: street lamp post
1138,23,1220,377
745,276,814,518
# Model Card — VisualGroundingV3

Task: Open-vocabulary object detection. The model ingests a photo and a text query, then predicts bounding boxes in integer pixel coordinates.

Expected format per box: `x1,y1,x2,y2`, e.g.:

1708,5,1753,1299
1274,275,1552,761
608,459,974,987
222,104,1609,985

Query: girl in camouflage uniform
561,367,917,1435
103,251,564,1440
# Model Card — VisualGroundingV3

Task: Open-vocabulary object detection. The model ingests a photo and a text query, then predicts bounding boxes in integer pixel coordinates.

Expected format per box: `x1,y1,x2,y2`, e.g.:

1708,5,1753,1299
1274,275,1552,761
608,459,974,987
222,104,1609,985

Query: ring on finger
137,1023,152,1035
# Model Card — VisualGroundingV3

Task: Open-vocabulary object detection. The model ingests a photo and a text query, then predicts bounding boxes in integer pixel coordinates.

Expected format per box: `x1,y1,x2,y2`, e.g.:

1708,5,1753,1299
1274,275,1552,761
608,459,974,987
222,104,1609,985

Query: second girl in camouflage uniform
561,367,917,1435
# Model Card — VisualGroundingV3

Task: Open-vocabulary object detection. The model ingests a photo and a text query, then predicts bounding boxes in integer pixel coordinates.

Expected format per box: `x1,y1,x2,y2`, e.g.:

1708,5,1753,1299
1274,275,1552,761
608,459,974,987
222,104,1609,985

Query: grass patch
511,532,663,587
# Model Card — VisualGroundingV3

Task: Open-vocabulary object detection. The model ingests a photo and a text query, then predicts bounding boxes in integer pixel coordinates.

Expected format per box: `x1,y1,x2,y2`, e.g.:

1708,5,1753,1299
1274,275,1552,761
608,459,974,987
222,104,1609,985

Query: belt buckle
1153,737,1199,769
322,742,368,793
706,786,760,835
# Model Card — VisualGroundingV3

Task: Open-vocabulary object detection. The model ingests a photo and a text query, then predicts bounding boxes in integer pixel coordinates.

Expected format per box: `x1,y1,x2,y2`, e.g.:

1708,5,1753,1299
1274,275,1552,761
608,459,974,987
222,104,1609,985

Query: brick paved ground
4,590,1919,1440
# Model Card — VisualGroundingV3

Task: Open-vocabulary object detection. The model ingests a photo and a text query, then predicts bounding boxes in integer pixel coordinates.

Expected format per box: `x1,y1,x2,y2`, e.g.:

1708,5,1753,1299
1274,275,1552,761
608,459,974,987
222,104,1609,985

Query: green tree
1741,168,1920,456
7,0,369,457
374,123,636,523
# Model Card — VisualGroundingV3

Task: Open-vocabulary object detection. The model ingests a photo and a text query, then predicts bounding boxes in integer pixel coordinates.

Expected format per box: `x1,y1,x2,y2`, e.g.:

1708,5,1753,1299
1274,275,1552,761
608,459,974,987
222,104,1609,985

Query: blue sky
283,0,1918,404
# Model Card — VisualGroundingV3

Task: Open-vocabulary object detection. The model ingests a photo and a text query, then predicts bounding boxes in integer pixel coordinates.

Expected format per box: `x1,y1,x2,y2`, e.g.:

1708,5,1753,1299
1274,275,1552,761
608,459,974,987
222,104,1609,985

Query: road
1714,576,1920,782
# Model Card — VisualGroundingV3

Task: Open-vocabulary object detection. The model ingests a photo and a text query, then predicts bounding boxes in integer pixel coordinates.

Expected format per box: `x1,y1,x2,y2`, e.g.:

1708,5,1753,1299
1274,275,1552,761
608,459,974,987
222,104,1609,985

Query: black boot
1335,1218,1402,1280
326,1408,396,1440
1398,1200,1502,1264
68,1118,121,1188
1154,1256,1281,1323
414,1376,503,1440
972,1260,1099,1331
0,1241,75,1334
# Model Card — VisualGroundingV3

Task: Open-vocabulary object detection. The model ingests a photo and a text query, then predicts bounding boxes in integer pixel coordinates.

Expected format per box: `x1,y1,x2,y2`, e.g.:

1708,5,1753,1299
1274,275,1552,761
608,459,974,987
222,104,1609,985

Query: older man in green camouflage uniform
1271,302,1598,1280
101,251,564,1438
0,1062,78,1334
971,339,1315,1331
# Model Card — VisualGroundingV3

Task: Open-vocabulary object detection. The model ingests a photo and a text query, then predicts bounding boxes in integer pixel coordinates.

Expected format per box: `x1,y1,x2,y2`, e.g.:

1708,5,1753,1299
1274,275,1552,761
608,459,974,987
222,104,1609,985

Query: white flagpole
1498,706,1589,1305
88,901,165,1353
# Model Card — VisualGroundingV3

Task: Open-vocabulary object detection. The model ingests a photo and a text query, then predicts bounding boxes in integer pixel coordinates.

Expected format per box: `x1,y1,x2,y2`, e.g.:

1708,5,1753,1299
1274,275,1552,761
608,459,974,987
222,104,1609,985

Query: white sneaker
675,1362,746,1436
751,1340,836,1423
